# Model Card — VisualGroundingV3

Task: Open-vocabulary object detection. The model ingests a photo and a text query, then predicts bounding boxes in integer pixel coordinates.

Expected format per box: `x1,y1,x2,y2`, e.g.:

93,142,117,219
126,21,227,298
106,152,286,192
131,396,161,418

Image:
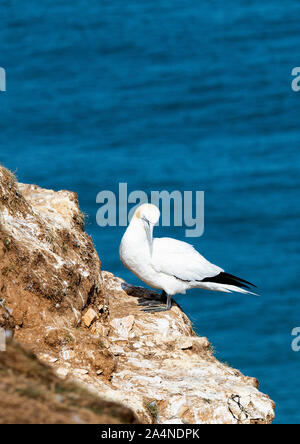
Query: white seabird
120,203,257,312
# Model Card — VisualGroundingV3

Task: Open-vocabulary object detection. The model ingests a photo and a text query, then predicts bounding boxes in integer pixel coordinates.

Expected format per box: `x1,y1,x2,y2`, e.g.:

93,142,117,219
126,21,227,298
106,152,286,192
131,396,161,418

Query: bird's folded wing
151,237,223,282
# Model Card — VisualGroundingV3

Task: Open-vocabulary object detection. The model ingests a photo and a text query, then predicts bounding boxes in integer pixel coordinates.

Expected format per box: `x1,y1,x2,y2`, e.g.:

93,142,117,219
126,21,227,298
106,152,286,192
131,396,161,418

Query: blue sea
1,0,300,424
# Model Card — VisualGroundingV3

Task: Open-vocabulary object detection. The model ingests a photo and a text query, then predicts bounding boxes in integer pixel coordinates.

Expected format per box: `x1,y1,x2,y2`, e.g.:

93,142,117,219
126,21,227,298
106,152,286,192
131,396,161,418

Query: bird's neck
123,218,152,257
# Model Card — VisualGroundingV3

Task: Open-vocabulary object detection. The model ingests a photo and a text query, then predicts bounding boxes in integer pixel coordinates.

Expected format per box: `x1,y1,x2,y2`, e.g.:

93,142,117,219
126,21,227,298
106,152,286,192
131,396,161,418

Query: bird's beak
143,219,153,255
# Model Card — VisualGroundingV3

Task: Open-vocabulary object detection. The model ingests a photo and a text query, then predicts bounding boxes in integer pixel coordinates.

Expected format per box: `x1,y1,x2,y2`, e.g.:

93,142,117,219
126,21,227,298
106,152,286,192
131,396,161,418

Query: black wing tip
223,272,257,288
202,272,257,290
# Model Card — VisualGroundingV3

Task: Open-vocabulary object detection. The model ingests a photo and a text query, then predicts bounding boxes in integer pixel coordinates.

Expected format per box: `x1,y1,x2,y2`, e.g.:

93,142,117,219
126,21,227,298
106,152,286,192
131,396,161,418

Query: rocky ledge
0,166,275,424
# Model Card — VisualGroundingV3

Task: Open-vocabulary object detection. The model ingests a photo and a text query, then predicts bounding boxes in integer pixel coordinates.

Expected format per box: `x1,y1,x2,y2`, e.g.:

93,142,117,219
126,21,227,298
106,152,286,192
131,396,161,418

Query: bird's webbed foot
141,293,172,313
141,304,171,313
138,300,162,307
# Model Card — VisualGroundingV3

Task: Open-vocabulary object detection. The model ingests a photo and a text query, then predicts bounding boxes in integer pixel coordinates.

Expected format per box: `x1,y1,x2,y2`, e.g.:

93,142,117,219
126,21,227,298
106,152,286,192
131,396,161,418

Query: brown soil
0,341,138,424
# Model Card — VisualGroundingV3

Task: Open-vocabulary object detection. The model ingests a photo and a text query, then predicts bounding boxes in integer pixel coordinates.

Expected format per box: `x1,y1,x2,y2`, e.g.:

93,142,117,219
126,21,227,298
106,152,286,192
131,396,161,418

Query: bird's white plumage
120,203,256,303
152,237,223,282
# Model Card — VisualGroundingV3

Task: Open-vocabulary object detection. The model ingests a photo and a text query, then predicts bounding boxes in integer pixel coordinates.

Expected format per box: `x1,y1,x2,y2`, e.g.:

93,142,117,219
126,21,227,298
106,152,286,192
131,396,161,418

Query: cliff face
0,167,106,336
0,166,275,424
0,340,138,424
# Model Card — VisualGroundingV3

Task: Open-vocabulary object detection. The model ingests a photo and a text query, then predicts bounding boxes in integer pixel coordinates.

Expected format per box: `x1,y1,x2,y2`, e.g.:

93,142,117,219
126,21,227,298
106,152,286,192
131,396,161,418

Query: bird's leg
142,293,172,313
166,294,172,310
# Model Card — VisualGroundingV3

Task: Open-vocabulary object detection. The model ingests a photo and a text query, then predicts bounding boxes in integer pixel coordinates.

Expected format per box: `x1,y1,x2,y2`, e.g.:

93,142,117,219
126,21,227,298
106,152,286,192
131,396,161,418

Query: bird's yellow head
134,203,160,225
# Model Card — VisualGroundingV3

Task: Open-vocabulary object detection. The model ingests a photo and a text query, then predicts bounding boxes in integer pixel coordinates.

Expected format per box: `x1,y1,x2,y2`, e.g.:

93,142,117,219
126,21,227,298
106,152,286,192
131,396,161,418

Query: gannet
119,203,256,312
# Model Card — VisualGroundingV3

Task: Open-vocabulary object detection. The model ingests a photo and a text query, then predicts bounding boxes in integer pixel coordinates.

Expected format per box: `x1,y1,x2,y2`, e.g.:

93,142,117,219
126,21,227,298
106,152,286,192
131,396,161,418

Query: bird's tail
199,272,258,296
